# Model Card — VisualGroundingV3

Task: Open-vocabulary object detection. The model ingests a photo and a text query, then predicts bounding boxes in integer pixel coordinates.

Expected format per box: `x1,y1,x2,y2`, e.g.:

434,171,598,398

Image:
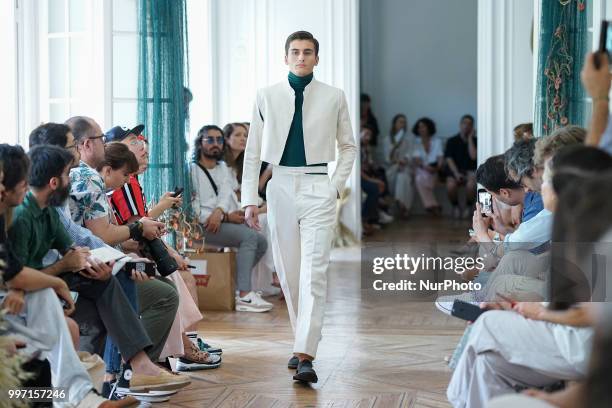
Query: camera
139,237,179,277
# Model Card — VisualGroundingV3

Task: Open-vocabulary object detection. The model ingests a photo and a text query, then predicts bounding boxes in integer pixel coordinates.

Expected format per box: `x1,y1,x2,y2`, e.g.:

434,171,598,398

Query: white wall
360,0,477,142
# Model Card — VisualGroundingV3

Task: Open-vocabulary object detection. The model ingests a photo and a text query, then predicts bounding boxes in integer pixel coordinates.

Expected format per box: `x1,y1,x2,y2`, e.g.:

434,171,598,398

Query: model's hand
244,205,261,231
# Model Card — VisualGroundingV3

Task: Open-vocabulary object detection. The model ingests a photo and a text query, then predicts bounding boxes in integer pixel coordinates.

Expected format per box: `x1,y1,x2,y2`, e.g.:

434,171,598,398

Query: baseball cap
104,124,145,143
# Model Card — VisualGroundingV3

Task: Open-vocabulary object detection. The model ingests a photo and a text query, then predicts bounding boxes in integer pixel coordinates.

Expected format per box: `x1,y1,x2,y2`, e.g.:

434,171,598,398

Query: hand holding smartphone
477,188,493,217
172,186,184,198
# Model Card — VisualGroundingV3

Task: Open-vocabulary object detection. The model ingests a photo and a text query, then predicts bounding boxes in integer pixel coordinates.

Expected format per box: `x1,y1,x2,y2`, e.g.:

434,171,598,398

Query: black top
444,134,477,172
0,215,23,283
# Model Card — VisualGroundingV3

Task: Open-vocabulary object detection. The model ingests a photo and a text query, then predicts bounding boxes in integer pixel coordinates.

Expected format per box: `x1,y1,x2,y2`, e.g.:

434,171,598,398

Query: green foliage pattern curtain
534,0,588,137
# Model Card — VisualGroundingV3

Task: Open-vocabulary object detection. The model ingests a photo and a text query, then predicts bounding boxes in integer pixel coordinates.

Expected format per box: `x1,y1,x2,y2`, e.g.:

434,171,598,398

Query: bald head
65,116,101,144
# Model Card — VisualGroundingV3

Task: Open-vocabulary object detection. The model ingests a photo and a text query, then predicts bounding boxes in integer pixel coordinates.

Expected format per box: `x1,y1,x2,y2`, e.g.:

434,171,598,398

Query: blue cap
104,124,145,143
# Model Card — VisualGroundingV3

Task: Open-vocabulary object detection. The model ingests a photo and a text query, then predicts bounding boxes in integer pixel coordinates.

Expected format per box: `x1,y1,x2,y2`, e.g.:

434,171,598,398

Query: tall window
43,0,92,122
111,0,139,127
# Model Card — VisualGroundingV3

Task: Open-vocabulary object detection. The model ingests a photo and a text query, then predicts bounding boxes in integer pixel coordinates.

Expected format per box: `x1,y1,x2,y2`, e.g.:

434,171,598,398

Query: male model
242,31,356,383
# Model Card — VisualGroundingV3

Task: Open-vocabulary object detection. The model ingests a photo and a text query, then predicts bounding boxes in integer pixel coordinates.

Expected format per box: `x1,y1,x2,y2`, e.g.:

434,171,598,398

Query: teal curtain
534,0,588,137
138,0,190,207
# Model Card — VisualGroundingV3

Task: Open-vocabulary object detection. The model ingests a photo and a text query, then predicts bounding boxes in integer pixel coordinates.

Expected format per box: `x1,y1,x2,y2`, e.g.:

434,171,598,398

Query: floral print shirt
69,161,112,226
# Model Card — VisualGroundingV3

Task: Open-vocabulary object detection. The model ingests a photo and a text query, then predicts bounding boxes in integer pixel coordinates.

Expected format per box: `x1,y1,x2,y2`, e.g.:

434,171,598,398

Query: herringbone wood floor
160,216,470,407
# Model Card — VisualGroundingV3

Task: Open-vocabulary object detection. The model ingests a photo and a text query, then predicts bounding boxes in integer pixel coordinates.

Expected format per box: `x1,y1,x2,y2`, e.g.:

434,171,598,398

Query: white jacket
241,78,357,207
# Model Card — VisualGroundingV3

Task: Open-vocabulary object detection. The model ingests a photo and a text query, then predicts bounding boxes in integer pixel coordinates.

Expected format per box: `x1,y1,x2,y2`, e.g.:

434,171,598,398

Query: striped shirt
110,175,148,225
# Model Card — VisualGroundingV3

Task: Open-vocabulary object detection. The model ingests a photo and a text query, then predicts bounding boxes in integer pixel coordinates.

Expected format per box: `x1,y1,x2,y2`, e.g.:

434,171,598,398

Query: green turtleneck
280,71,325,167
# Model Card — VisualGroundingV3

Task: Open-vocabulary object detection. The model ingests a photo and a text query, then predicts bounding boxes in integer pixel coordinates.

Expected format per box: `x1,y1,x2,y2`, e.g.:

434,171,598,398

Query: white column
0,0,18,144
477,0,534,163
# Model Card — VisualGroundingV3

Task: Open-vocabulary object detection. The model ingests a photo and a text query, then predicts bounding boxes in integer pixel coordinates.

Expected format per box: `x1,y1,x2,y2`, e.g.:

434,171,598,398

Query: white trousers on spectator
266,165,336,359
447,310,592,408
4,288,93,407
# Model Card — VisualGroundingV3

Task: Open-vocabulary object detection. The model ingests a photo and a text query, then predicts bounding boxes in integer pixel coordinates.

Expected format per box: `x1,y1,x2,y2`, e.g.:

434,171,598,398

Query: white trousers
266,165,337,358
3,288,93,407
447,310,592,408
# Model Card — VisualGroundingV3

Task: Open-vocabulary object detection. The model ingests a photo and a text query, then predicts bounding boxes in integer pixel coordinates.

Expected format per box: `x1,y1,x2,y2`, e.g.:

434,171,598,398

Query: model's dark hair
0,144,30,191
285,31,319,56
96,142,139,173
28,145,73,188
29,122,71,148
412,117,436,137
193,125,224,162
476,155,521,193
550,145,612,196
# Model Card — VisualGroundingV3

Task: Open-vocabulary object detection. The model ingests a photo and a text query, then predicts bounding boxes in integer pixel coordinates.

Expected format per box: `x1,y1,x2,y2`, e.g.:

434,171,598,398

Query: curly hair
412,117,436,137
192,125,223,162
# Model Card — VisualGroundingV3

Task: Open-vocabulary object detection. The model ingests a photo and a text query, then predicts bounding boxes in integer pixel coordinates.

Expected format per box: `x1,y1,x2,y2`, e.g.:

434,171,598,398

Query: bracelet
128,221,144,241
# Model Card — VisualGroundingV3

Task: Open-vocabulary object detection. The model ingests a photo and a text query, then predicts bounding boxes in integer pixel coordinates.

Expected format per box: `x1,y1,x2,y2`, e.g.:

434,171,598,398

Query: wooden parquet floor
160,216,470,408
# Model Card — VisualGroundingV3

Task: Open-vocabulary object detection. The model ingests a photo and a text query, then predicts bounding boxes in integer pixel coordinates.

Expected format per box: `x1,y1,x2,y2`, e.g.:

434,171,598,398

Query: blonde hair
533,125,586,168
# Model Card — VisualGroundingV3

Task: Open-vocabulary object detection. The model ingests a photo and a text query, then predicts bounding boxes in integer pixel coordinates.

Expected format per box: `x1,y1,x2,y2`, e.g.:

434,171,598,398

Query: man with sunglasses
190,125,272,313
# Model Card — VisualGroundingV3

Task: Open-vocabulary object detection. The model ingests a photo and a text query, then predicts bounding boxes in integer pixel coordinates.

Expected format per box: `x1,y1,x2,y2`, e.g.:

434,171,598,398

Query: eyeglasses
204,136,224,145
89,135,106,143
127,138,146,147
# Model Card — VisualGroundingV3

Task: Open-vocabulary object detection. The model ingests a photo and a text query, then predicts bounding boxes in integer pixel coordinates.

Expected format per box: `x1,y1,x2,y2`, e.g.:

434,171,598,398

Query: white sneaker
435,292,477,316
378,210,394,224
236,291,273,312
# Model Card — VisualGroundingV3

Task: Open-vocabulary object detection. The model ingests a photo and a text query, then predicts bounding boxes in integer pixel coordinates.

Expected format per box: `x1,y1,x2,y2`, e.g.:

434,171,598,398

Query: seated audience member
513,122,534,141
385,114,414,218
104,126,222,371
475,155,524,237
223,122,278,295
444,115,477,219
447,147,612,408
65,116,187,389
7,144,190,393
411,117,443,215
581,51,612,152
361,127,386,234
190,125,272,312
360,93,380,147
493,139,551,252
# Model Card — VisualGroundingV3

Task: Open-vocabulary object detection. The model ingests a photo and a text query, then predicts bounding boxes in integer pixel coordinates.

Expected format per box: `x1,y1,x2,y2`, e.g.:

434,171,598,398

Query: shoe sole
127,379,191,393
293,371,318,383
176,362,222,371
235,305,272,312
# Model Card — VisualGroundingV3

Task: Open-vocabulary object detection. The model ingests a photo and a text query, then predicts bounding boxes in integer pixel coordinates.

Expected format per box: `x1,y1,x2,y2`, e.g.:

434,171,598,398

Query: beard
203,148,223,161
49,183,71,207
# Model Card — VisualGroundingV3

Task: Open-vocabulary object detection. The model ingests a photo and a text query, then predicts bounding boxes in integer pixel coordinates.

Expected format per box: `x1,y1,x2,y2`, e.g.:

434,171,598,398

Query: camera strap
196,162,218,196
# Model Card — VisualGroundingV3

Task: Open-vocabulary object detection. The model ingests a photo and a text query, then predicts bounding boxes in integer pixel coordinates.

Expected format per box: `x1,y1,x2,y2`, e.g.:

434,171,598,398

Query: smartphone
477,188,493,216
451,299,486,322
172,186,184,198
59,291,79,309
125,261,157,277
595,20,612,69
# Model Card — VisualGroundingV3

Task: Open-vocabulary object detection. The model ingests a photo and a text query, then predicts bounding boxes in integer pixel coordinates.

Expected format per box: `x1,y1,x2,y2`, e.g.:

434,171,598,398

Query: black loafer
293,360,318,383
288,356,299,369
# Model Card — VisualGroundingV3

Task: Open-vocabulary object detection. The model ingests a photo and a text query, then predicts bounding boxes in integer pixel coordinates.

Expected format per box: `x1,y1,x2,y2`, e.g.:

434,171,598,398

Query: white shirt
504,208,553,251
190,161,236,225
412,136,443,165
